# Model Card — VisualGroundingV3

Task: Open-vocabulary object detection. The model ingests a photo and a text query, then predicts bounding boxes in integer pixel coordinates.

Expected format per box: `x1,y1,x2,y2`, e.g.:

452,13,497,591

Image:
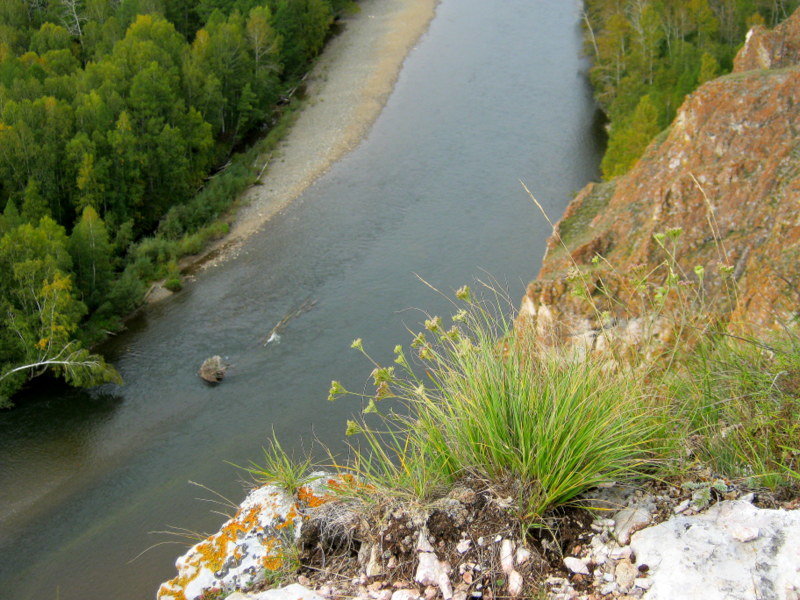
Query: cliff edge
522,8,800,342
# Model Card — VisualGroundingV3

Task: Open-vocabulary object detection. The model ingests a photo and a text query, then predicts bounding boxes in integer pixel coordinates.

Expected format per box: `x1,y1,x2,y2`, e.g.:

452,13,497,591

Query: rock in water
198,355,227,383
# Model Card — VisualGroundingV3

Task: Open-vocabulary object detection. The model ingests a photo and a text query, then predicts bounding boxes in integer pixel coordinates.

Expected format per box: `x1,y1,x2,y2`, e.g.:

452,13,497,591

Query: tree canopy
0,0,352,406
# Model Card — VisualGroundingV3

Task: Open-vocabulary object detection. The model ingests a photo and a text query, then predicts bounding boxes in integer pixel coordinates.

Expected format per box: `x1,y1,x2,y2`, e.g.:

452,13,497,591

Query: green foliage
585,0,799,178
69,206,113,310
0,217,120,404
0,0,342,405
602,94,661,178
671,333,800,489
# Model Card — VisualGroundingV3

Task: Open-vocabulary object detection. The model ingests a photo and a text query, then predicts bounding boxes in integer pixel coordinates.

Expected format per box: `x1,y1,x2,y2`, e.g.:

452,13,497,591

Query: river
0,1,603,598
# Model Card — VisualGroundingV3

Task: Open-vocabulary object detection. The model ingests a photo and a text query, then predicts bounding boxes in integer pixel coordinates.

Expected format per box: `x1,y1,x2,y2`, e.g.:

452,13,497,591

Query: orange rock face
522,9,800,342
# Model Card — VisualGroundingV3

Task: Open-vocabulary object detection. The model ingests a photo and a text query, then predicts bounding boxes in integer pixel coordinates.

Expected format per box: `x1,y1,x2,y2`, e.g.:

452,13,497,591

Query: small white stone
599,581,618,595
507,570,524,597
477,537,486,547
415,552,444,586
609,545,632,560
456,539,472,554
516,547,532,565
730,525,760,543
417,532,435,553
500,539,515,574
563,557,590,576
493,535,503,543
391,591,420,600
673,499,691,514
634,577,653,590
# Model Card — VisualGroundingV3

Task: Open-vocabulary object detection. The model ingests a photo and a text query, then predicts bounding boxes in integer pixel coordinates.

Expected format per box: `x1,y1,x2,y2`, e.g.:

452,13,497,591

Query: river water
0,1,603,598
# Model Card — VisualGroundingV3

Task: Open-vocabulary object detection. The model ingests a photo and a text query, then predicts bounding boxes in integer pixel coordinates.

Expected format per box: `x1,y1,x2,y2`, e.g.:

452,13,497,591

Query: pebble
614,507,651,545
599,581,618,595
564,557,591,575
507,570,523,597
673,499,691,514
615,559,638,591
634,577,653,590
609,545,632,560
500,539,515,574
391,590,420,600
729,525,760,543
456,539,472,554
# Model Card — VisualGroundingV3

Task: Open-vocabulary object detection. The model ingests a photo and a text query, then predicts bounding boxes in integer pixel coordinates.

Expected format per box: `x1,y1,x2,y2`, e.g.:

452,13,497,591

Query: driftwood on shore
198,355,228,383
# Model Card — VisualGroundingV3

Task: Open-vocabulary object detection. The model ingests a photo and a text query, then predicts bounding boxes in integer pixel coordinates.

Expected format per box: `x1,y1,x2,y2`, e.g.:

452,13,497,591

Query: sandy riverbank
196,0,438,270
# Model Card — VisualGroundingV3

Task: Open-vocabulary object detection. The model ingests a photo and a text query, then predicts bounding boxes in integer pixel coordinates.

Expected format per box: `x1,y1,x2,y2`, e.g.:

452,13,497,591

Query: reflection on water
0,1,604,598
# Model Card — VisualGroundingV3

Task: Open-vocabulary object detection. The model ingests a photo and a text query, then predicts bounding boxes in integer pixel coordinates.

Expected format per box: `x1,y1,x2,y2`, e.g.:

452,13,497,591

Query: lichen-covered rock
630,500,800,600
521,7,800,344
734,9,800,72
157,474,337,600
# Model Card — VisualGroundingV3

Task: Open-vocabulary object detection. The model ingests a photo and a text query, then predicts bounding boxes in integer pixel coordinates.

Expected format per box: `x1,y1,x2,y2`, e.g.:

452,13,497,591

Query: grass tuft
232,433,316,495
333,286,667,519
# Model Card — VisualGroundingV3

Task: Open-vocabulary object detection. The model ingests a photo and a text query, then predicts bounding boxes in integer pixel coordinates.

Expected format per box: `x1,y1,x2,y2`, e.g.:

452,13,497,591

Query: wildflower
375,381,392,400
666,227,683,240
456,285,471,301
328,380,345,402
363,399,378,414
719,264,734,276
351,338,363,351
371,366,395,385
453,309,468,323
425,316,443,333
345,420,361,436
411,332,427,348
694,265,705,280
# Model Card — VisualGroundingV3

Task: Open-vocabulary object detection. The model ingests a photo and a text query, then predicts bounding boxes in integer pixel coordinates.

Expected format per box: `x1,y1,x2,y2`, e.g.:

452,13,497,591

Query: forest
0,0,353,406
584,0,798,178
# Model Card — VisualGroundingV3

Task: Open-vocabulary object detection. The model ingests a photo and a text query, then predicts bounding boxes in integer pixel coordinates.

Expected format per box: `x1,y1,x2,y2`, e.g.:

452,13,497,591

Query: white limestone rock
630,500,800,600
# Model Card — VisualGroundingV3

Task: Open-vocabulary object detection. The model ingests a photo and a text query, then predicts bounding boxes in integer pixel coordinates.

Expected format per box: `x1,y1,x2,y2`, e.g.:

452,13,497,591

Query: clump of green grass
330,285,667,520
233,433,316,494
670,330,800,490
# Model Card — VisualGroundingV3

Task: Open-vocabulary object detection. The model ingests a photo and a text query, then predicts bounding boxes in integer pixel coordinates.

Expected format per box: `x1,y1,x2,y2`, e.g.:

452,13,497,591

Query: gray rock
630,500,800,599
614,506,652,545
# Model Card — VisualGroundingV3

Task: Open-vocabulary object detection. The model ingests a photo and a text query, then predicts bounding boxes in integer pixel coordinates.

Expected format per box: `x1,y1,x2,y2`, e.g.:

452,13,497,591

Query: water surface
0,1,604,598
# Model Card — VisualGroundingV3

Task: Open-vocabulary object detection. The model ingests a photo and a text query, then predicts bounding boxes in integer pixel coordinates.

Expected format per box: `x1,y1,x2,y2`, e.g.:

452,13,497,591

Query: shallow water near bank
0,1,603,598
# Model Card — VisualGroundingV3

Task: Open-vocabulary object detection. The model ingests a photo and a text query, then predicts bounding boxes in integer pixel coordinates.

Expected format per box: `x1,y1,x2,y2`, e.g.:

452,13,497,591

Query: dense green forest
0,0,354,406
583,0,798,178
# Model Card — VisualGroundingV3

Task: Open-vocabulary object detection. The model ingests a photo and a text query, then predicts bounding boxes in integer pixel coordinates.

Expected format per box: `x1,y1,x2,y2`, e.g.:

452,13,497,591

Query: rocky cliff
521,8,800,344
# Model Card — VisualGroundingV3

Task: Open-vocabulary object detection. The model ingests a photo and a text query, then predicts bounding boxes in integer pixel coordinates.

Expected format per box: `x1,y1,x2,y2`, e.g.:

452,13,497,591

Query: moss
556,181,617,250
